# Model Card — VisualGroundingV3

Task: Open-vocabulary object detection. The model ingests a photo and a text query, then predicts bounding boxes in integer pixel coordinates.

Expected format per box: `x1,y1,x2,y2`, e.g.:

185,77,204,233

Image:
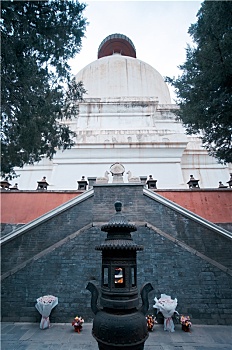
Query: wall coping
1,185,231,245
0,189,94,245
143,188,232,240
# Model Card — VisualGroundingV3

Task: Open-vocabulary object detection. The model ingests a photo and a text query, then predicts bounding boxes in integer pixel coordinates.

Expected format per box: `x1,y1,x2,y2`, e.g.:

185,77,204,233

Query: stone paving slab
1,323,232,350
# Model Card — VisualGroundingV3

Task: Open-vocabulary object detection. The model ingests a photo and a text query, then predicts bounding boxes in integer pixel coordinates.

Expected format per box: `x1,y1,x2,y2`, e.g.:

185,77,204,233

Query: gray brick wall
1,184,232,325
143,194,232,270
1,197,93,275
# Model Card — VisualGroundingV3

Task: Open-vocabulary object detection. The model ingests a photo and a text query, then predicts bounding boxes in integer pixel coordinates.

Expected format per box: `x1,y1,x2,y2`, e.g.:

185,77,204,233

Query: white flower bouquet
153,294,178,332
35,295,58,329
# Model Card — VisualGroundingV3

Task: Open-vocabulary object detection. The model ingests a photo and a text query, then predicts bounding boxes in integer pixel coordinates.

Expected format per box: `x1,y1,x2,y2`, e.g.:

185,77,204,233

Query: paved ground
1,322,232,350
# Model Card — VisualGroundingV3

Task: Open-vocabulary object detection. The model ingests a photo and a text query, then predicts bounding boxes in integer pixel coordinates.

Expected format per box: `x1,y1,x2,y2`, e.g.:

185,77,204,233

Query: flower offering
72,316,84,333
146,314,157,331
35,295,58,329
180,315,192,332
153,294,178,332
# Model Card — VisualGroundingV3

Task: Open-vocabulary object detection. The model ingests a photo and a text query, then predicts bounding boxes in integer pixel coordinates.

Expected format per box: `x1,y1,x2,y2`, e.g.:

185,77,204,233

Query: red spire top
98,33,136,59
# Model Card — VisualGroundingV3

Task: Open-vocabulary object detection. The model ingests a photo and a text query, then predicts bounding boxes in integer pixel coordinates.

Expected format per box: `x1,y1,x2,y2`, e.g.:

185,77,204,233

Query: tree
166,1,232,164
1,0,87,178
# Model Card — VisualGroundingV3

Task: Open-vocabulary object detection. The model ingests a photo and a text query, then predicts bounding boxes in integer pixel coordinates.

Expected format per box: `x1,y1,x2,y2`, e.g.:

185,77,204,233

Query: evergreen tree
1,0,87,178
167,1,232,164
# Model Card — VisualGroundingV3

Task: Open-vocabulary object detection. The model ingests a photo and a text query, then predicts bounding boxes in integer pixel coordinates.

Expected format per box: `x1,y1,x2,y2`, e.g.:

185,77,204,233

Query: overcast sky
69,1,202,101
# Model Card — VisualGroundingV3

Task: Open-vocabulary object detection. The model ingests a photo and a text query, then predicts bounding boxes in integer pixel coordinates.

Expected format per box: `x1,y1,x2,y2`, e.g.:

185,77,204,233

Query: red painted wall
156,190,232,224
1,190,231,225
1,192,81,224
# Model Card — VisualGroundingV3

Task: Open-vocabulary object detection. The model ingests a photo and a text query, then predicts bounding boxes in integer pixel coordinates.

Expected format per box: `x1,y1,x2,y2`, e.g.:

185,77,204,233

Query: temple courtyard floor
1,322,232,350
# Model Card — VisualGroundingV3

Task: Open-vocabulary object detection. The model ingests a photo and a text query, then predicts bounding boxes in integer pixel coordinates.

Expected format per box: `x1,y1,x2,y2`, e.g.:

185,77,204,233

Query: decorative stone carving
227,173,232,188
77,176,88,190
96,171,109,184
37,177,49,190
187,175,200,189
110,163,125,183
218,181,227,189
10,183,19,191
0,180,11,190
146,175,157,189
127,170,141,183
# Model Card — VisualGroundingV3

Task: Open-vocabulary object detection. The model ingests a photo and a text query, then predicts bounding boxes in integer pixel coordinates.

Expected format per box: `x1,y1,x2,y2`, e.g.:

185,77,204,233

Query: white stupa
13,34,230,190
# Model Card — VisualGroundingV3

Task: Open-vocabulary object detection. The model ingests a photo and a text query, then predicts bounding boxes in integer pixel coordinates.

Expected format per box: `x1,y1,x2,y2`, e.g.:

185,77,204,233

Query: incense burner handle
139,282,154,315
86,281,100,315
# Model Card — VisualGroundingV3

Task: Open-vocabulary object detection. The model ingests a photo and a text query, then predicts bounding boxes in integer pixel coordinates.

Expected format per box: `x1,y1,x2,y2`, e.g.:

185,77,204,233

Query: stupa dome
75,34,171,104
